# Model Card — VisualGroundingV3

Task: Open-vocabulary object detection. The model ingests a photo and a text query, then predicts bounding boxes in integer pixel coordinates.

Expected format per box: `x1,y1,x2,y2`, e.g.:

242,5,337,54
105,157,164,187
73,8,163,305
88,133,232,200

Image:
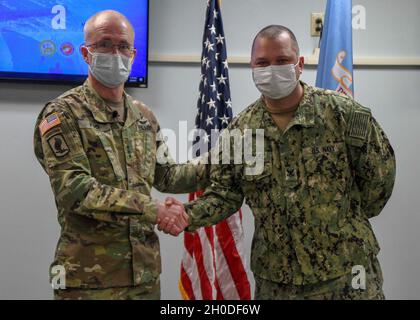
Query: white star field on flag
181,0,251,302
195,0,232,152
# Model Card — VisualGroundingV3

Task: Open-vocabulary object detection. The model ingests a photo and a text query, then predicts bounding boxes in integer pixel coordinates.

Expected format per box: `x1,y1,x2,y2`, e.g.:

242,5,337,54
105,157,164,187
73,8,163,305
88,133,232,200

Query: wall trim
149,53,420,67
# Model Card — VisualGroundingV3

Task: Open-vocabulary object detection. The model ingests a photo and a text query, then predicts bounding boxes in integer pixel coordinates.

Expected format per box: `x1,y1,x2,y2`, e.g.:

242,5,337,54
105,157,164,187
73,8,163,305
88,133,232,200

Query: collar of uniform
123,94,143,128
82,80,141,125
82,80,113,123
257,81,315,139
256,99,281,140
287,81,315,129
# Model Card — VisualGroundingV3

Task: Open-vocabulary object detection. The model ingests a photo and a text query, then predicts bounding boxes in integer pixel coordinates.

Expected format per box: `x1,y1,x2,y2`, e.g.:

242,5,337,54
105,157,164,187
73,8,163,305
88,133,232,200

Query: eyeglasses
86,40,135,56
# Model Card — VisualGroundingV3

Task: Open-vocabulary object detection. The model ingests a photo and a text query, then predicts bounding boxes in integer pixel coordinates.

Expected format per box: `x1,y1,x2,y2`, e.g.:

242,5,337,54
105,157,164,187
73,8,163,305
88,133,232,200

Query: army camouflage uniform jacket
34,80,208,289
185,82,396,285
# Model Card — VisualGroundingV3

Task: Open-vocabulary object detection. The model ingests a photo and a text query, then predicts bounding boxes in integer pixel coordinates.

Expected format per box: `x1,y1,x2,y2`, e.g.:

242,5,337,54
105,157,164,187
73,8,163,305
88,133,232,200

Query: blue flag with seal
316,0,354,97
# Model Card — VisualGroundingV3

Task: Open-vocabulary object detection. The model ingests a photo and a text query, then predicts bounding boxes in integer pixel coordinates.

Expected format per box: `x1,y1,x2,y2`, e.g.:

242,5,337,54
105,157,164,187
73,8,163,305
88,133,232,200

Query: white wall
0,0,419,299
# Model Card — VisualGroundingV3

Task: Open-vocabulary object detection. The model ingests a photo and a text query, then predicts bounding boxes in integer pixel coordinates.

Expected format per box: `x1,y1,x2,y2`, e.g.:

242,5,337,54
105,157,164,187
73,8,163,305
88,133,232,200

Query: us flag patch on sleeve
39,113,61,136
349,111,370,140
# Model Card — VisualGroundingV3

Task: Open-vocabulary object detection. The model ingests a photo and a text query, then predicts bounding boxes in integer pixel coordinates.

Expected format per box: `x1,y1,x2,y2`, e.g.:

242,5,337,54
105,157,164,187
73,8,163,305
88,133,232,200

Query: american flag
39,113,61,136
179,0,251,300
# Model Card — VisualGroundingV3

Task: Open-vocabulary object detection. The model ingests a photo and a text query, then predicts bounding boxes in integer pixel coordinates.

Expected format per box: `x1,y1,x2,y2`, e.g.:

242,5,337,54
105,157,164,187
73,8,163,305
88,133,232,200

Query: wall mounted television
0,0,149,87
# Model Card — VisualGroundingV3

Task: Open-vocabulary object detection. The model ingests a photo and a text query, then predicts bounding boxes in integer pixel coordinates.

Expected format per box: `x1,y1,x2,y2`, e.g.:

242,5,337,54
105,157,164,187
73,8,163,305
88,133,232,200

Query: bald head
84,10,135,44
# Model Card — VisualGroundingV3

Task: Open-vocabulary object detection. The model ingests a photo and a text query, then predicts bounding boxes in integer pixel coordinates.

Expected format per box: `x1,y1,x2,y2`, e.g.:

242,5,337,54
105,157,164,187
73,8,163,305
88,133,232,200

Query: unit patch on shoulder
39,113,61,136
349,111,370,140
47,133,69,158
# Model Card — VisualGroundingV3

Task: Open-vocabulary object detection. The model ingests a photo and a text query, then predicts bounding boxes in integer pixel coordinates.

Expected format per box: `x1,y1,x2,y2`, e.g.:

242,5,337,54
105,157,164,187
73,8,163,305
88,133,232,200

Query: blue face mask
88,50,132,88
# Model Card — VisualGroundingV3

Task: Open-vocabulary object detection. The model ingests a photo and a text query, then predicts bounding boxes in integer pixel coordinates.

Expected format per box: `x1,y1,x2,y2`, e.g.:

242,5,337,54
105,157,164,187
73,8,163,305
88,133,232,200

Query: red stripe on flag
215,218,251,300
183,231,195,257
180,265,195,300
193,229,214,299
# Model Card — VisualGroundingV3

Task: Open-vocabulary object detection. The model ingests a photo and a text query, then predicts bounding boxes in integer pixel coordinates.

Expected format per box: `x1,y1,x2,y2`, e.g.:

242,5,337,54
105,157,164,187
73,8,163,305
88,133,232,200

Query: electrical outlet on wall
311,12,325,37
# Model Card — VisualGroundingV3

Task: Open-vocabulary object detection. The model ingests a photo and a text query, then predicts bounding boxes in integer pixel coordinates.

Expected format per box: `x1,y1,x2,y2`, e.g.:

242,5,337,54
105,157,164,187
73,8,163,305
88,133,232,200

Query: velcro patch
137,120,152,131
39,113,61,136
47,133,69,158
349,111,370,140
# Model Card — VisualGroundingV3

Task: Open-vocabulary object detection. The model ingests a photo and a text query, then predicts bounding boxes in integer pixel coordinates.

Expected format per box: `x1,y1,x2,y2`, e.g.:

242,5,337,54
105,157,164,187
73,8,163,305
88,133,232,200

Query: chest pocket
131,120,156,182
78,120,125,184
242,152,273,208
302,142,351,228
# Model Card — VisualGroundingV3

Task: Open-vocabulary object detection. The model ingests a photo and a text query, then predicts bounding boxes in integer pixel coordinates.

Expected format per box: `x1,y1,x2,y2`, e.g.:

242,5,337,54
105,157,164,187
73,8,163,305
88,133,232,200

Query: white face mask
252,61,300,100
88,50,132,88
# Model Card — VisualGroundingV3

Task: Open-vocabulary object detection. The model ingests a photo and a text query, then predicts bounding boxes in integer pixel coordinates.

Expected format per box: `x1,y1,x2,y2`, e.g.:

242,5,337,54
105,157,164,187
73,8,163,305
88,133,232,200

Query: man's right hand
156,199,189,236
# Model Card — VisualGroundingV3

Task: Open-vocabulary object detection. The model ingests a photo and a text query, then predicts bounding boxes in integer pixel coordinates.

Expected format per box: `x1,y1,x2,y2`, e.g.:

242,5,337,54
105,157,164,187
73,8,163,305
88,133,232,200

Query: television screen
0,0,149,87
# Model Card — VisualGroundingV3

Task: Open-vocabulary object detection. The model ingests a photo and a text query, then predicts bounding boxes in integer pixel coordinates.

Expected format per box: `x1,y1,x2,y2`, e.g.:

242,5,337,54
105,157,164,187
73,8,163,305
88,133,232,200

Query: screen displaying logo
60,42,74,56
0,0,149,86
40,40,56,56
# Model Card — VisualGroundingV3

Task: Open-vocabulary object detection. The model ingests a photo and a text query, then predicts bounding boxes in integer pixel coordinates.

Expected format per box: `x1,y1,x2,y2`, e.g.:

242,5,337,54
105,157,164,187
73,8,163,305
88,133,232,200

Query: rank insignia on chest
285,167,298,181
137,120,152,131
47,133,70,158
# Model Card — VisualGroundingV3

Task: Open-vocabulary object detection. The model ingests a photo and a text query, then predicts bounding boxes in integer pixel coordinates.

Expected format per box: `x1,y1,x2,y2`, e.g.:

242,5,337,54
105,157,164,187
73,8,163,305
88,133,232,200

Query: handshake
156,197,190,236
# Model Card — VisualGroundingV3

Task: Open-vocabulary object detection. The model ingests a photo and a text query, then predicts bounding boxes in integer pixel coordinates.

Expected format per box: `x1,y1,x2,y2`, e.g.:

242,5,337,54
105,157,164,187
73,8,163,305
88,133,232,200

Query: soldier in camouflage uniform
34,11,207,300
164,25,396,299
